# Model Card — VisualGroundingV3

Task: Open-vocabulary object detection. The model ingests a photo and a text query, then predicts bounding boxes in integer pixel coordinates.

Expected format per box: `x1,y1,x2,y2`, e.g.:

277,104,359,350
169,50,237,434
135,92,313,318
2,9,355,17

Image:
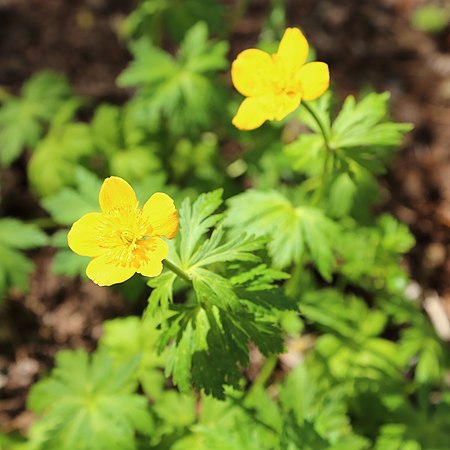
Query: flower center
98,206,154,268
271,55,301,97
120,230,136,244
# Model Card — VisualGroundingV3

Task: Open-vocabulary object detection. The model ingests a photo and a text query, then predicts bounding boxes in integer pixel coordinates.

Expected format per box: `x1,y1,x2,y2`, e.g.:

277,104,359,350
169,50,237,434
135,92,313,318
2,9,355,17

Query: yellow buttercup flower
68,176,178,286
231,27,330,130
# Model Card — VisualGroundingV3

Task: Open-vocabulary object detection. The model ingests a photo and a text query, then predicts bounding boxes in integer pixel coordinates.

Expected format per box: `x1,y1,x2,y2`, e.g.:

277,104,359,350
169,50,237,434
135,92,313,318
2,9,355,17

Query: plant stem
248,354,278,396
163,259,191,283
302,101,333,205
301,101,330,149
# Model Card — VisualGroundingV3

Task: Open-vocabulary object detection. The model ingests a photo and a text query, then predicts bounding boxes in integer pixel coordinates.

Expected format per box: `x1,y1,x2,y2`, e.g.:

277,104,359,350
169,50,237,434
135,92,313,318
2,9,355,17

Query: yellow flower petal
233,92,301,130
231,49,274,97
86,254,136,286
273,93,302,121
67,212,104,257
298,62,330,101
99,176,138,213
276,28,309,75
232,97,272,130
142,193,178,239
136,237,168,277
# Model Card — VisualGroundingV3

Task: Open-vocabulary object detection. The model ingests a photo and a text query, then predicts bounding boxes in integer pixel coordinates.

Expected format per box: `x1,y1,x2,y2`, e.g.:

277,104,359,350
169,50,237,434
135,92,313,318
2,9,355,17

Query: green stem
248,354,278,396
163,259,191,283
302,101,333,205
301,101,330,149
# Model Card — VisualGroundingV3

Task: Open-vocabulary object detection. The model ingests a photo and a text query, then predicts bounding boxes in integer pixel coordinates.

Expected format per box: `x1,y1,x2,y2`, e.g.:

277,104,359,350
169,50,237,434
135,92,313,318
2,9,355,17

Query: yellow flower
231,27,330,130
68,176,178,286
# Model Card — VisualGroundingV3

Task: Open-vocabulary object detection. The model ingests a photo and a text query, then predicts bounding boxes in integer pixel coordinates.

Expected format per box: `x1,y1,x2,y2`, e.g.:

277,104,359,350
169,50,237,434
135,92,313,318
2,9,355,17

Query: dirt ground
0,0,449,434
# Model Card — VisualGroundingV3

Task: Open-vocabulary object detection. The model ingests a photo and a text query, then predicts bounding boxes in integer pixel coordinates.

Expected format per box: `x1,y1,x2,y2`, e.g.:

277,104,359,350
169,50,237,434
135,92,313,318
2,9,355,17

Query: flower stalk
163,259,191,283
302,101,334,205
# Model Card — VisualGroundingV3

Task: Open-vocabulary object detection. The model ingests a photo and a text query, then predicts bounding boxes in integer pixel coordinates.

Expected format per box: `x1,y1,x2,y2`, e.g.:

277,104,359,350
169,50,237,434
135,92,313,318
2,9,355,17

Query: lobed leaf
225,189,338,280
28,349,153,450
0,71,74,166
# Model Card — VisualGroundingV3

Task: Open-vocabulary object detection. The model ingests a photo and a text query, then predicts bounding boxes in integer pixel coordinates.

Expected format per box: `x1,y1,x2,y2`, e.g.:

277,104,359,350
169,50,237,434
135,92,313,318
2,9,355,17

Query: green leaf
28,122,95,197
0,99,41,166
0,219,48,298
147,270,177,311
118,22,228,133
162,301,283,399
0,219,48,250
332,93,410,148
336,215,413,294
301,289,387,339
178,21,228,72
117,39,177,87
297,91,333,136
123,0,224,43
0,71,74,166
189,227,264,268
172,391,279,450
100,316,167,399
280,364,370,450
225,189,337,280
28,349,154,450
90,104,121,155
42,167,101,225
399,318,446,384
152,391,196,431
110,147,161,184
191,267,240,309
148,190,291,398
411,4,450,33
0,245,34,296
178,189,223,266
284,133,325,175
90,103,165,185
290,92,412,186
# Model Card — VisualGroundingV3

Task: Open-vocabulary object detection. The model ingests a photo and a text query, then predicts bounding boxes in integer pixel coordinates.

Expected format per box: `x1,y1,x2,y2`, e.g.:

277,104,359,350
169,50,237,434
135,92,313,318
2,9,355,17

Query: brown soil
1,0,449,435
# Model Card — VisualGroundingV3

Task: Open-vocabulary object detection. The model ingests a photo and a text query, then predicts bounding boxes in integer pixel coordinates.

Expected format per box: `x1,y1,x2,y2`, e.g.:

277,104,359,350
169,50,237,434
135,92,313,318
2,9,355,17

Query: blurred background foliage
1,0,450,449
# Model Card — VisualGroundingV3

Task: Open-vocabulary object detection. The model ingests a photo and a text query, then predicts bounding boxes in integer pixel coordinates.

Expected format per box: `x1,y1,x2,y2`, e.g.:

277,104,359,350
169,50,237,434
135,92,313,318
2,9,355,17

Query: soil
0,0,449,435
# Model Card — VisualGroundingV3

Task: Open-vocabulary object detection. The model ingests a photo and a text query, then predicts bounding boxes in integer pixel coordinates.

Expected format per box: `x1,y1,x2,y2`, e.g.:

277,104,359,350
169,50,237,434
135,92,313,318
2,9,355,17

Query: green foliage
148,190,293,398
100,316,167,399
374,395,450,450
336,214,415,294
123,0,224,42
302,289,405,396
0,71,74,166
331,92,412,152
0,218,48,299
28,349,153,450
286,92,413,219
172,391,280,450
42,167,101,225
118,22,229,134
27,107,93,197
90,103,164,185
5,6,450,450
170,132,225,186
411,4,450,34
399,312,448,385
225,189,338,280
279,365,370,450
